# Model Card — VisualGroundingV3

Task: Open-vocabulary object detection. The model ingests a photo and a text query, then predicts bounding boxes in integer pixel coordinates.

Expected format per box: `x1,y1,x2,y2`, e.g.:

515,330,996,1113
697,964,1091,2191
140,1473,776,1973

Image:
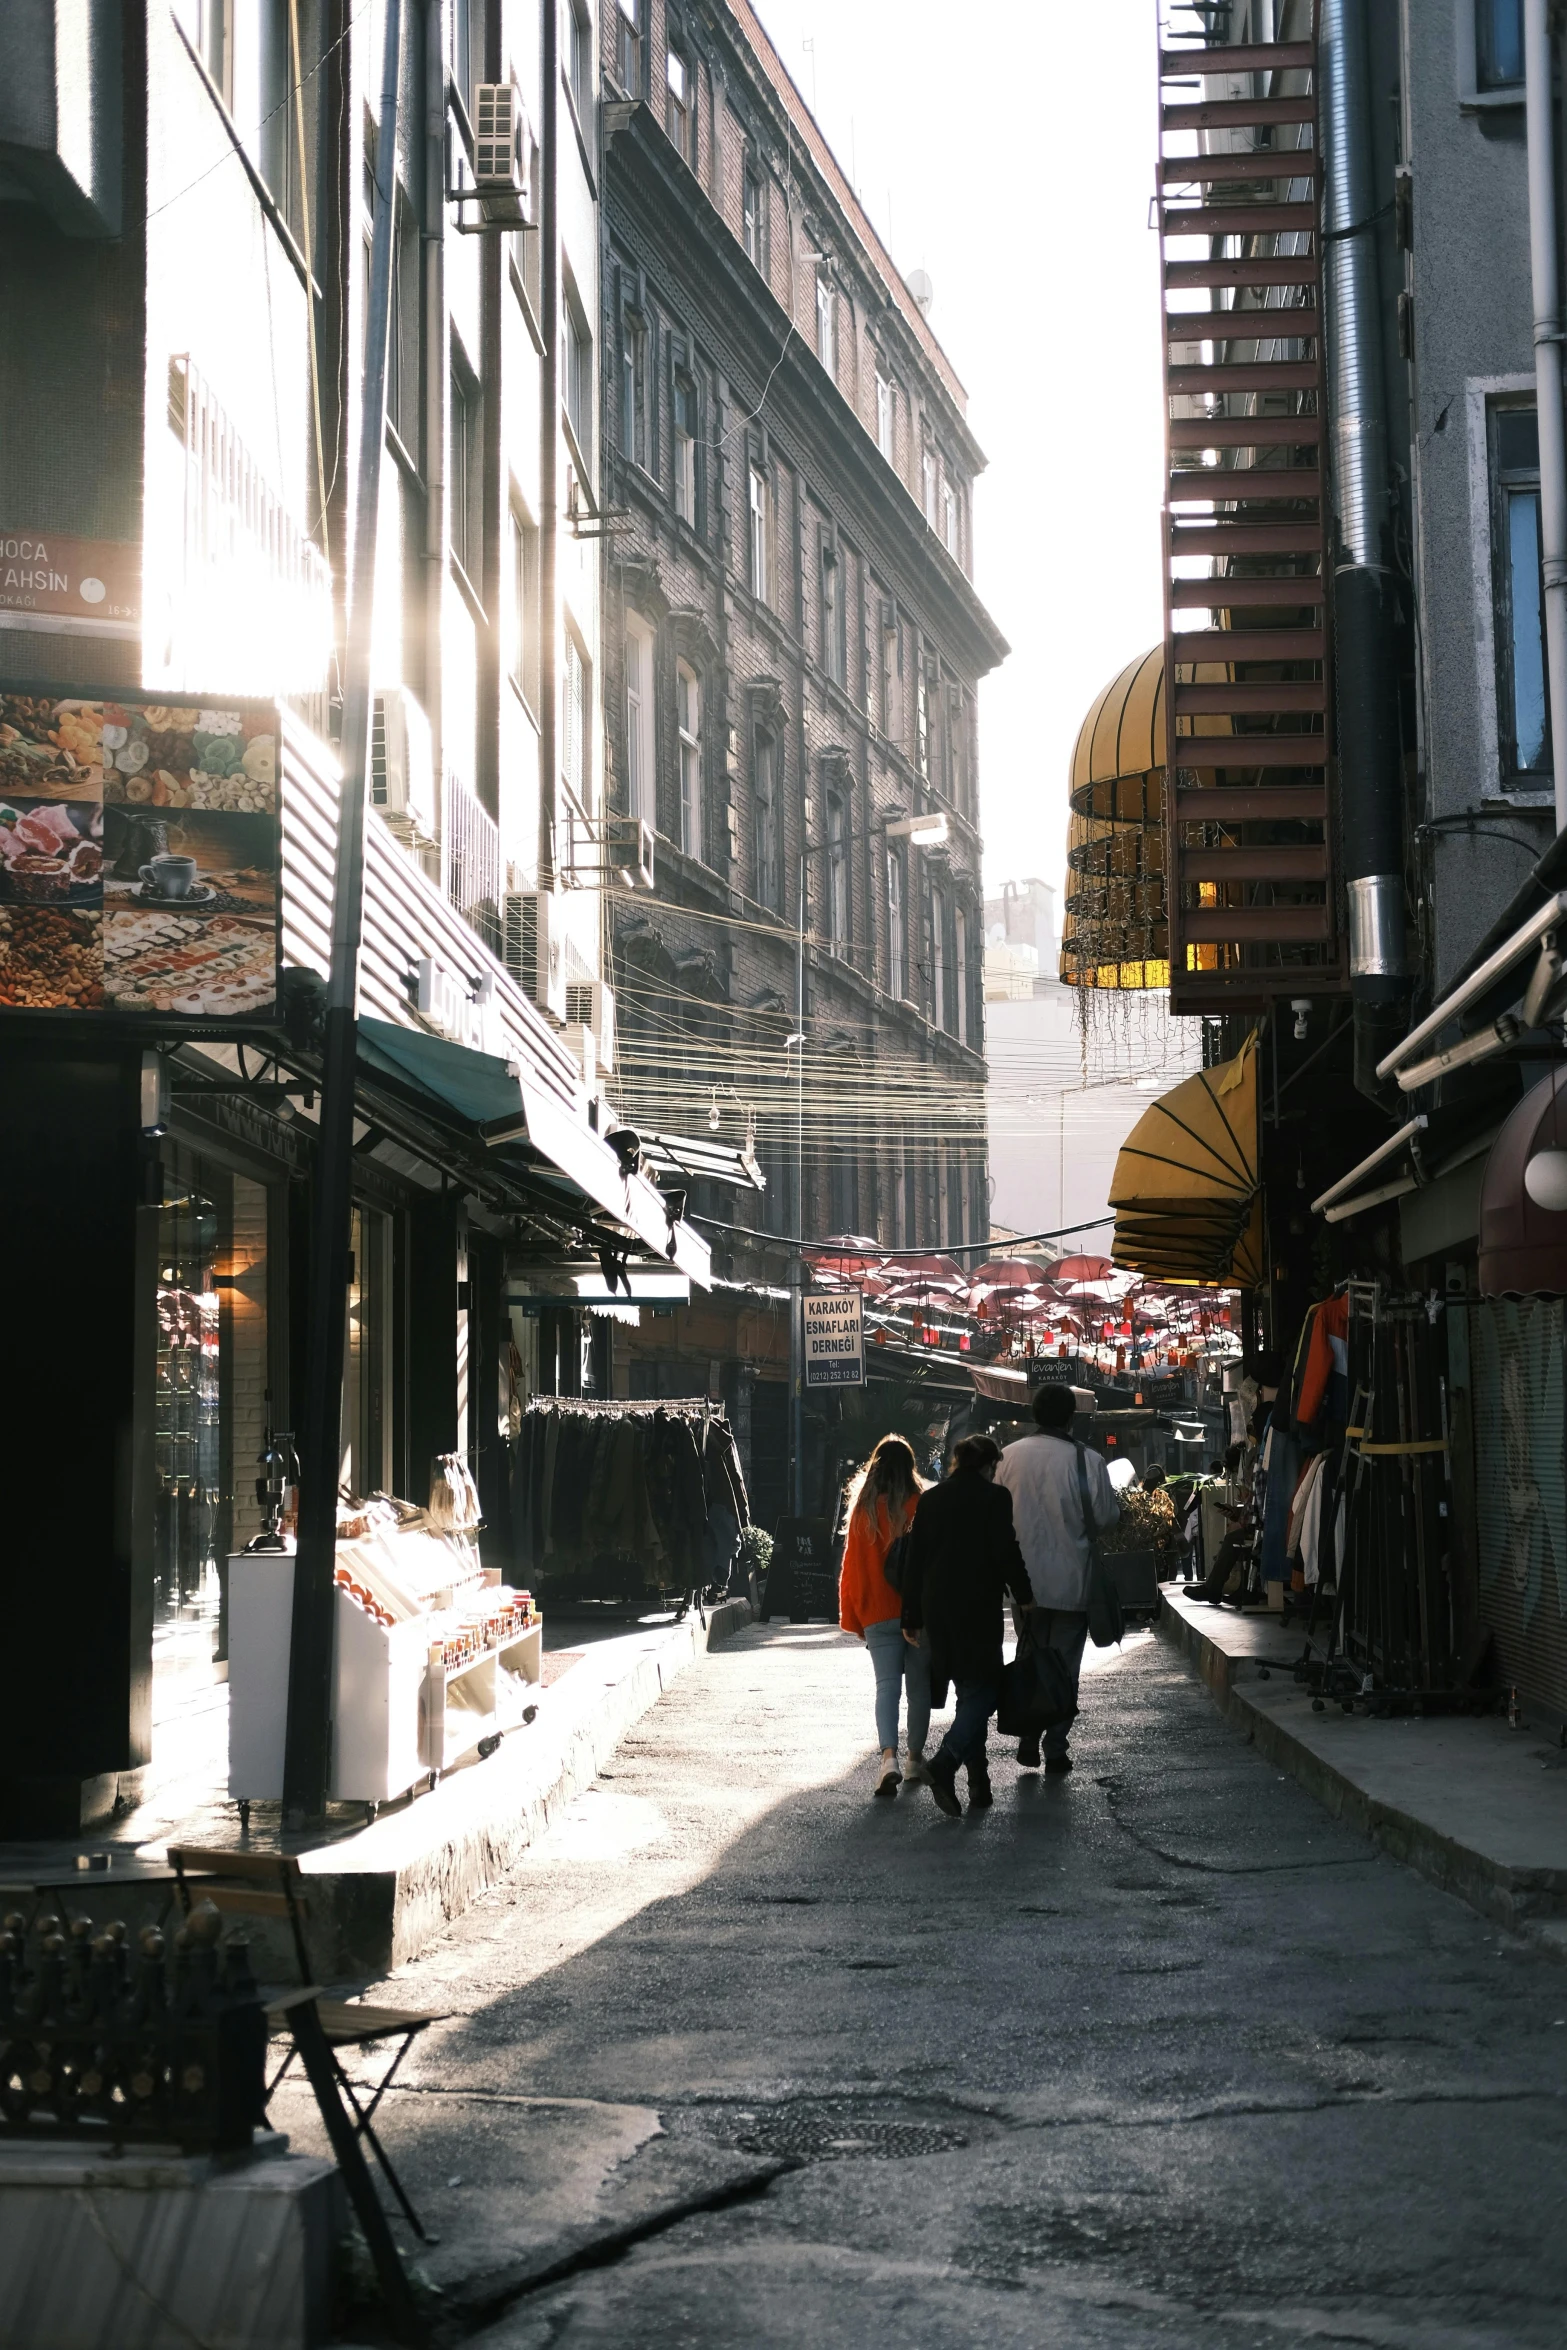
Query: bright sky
752,0,1169,901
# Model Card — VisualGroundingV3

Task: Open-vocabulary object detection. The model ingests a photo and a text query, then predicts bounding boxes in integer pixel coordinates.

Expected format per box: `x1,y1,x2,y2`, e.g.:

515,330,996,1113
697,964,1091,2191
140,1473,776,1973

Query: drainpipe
424,0,447,845
538,0,558,892
1526,0,1567,834
1320,0,1409,1094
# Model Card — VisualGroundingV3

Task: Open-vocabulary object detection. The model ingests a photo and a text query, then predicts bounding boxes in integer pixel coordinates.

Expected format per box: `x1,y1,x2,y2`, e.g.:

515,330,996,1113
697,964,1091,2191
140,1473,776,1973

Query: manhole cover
665,2098,971,2164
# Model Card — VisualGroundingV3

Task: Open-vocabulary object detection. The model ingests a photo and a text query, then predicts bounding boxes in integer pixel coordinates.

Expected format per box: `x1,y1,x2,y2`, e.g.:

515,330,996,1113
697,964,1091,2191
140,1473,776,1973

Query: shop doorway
146,1149,274,1789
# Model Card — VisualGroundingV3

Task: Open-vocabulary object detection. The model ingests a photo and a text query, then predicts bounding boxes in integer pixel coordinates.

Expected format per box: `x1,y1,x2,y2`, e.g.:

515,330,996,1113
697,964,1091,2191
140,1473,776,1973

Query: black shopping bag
996,1631,1078,1739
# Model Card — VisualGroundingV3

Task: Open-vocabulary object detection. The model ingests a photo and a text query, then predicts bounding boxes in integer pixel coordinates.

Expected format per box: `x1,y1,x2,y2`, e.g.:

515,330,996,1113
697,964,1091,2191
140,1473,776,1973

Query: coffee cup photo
140,853,199,898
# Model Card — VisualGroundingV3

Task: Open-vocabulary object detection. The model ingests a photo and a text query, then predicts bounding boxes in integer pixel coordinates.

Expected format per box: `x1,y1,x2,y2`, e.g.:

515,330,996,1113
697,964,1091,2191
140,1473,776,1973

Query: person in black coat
900,1434,1034,1815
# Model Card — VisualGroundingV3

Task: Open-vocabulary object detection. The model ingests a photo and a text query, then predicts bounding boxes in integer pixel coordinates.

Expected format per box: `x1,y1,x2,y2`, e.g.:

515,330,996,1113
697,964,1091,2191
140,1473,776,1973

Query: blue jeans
864,1618,932,1753
938,1679,999,1771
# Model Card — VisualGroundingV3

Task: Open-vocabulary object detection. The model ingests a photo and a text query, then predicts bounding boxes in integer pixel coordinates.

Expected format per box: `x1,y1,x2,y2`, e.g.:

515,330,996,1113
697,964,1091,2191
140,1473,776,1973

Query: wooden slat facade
279,712,581,1115
1158,13,1343,1010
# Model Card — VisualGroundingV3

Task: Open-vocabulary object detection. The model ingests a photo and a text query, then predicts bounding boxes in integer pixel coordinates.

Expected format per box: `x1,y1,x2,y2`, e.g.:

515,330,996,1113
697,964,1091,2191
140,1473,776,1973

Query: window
566,0,592,125
826,790,849,952
260,2,304,231
915,654,929,776
921,444,938,528
955,905,969,1045
820,536,845,685
942,479,959,558
563,630,590,807
624,614,655,826
887,846,905,999
193,0,233,104
931,883,946,1028
1492,404,1550,778
565,292,592,460
743,162,764,268
673,369,697,524
450,353,482,585
880,604,900,739
621,307,649,470
510,503,539,705
677,661,702,856
665,47,693,163
830,1151,857,1238
388,192,421,458
816,270,836,378
949,685,969,815
616,0,642,93
875,369,894,462
453,0,485,109
755,727,780,910
1477,0,1524,88
748,465,770,602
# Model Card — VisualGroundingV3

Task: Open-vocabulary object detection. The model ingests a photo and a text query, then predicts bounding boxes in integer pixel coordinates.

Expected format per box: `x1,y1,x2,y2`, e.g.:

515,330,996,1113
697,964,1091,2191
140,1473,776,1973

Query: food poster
0,693,280,1016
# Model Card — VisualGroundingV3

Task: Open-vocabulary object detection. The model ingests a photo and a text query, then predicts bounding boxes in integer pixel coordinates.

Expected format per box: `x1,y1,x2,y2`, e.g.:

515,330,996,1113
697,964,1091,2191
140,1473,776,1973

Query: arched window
676,661,702,858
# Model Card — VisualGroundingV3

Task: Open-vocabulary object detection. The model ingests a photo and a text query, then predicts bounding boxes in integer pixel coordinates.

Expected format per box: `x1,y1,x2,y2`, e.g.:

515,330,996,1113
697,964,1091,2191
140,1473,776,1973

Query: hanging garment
1299,1459,1328,1587
1297,1293,1350,1433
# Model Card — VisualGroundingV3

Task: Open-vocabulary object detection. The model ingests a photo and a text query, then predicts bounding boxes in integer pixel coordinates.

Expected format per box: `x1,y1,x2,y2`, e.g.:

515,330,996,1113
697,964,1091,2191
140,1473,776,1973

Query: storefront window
149,1153,271,1651
342,1203,392,1497
154,1185,222,1627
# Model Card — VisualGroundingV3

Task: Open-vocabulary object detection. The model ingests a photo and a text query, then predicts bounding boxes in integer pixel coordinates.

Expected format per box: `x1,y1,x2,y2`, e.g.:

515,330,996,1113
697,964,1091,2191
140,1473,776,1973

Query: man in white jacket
993,1384,1121,1774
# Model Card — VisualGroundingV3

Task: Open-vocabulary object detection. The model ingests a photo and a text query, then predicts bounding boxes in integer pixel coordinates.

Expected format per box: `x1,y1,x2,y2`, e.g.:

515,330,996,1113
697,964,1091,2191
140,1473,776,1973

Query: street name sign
802,1288,864,1387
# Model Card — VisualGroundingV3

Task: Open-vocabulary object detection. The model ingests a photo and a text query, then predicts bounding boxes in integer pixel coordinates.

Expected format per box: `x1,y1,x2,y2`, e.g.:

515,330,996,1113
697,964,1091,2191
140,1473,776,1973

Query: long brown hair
844,1433,922,1530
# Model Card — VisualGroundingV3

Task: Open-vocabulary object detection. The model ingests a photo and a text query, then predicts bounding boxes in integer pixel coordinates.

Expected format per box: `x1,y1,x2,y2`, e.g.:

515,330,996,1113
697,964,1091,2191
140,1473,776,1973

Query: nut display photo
0,690,279,1012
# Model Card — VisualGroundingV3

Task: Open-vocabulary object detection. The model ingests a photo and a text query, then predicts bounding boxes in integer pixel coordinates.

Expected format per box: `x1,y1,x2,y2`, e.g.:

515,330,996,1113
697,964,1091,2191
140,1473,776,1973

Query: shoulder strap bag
1074,1440,1124,1649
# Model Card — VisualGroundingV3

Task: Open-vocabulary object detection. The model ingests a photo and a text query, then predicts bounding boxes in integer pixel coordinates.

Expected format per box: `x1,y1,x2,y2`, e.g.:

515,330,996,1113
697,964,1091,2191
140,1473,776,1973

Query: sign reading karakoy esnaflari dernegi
802,1288,865,1388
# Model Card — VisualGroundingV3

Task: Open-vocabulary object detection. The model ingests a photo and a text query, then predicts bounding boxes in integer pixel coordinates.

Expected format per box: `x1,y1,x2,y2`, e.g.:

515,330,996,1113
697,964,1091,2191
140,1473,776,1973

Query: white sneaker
903,1750,929,1786
874,1751,901,1799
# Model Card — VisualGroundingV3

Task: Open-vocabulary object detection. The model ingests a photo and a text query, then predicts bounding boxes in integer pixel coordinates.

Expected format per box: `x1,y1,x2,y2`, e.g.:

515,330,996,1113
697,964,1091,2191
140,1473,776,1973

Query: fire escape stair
1159,14,1343,1010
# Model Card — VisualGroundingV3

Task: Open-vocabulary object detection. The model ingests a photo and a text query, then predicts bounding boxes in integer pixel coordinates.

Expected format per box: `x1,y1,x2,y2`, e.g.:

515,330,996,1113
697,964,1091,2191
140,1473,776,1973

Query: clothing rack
512,1395,750,1611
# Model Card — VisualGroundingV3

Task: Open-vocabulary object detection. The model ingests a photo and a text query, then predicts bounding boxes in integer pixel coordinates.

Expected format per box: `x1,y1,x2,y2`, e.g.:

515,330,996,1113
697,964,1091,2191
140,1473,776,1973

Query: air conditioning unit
473,82,534,226
369,688,437,845
502,889,566,1019
604,815,655,892
563,979,615,1074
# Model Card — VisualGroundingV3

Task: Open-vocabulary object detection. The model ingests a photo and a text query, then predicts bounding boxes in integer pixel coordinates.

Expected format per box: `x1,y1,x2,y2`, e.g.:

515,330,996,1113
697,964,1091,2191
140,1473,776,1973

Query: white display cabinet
228,1522,543,1820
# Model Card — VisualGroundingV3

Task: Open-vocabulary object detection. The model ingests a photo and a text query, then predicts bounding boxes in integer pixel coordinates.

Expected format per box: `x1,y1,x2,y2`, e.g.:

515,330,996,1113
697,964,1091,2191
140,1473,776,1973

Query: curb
1155,1595,1567,1948
295,1598,754,1978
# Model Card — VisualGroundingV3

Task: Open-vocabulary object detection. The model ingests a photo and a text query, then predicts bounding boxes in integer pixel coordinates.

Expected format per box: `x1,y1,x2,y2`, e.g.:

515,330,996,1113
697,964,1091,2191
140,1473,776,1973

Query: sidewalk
1157,1586,1567,1951
0,1601,753,1978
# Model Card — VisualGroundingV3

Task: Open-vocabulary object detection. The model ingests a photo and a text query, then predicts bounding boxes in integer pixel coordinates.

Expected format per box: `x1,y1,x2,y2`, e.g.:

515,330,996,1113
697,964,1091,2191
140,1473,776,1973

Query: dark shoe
1044,1752,1074,1777
967,1769,994,1811
927,1752,962,1817
1016,1736,1042,1769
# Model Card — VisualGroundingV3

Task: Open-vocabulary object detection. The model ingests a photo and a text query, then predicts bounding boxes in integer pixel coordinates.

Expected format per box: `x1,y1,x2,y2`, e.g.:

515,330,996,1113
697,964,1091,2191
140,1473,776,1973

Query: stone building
595,0,1007,1506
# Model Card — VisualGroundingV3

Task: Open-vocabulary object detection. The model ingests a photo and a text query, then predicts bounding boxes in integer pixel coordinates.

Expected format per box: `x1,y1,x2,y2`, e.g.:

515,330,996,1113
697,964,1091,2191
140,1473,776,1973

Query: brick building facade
596,0,1007,1502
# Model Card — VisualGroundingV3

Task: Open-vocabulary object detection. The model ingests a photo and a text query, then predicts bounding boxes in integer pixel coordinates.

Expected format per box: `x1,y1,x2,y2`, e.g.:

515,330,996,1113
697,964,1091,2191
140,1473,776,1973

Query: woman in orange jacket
838,1434,930,1798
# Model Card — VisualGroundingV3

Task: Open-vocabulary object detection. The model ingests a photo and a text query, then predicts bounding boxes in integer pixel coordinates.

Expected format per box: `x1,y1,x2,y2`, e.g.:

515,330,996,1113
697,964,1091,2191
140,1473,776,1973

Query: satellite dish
1524,1148,1567,1212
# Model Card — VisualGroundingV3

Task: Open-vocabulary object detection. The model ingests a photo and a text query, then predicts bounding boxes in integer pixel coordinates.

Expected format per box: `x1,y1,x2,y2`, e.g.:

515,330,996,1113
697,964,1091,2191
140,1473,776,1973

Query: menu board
0,691,279,1016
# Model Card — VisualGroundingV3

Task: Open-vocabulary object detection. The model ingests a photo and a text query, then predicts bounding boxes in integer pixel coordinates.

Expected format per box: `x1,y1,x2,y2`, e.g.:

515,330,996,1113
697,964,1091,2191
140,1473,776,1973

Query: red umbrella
971,1257,1055,1291
1055,1253,1115,1283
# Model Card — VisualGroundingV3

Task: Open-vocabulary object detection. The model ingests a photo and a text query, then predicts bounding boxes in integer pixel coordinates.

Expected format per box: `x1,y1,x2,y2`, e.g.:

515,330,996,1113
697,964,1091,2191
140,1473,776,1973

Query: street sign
802,1288,864,1388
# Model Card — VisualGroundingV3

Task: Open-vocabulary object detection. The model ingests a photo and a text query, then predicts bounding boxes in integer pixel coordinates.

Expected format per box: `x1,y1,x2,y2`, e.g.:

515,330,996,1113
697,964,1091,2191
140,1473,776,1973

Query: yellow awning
1108,1034,1262,1287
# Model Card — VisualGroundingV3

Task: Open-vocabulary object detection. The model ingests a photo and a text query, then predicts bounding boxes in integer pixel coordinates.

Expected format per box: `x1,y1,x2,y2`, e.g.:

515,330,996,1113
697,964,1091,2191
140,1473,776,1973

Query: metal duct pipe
1320,0,1408,1091
1525,0,1567,833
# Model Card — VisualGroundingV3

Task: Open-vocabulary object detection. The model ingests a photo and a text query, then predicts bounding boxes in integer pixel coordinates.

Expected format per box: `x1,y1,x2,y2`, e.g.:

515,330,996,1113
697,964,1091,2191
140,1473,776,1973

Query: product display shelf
228,1522,542,1818
424,1618,544,1772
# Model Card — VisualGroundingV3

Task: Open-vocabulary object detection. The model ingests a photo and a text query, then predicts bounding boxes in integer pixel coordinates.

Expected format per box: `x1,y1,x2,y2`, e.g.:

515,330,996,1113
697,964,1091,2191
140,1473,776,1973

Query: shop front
0,686,711,1836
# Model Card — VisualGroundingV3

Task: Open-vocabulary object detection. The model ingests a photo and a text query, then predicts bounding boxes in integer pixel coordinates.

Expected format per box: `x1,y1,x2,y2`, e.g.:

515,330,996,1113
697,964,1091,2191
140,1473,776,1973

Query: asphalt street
311,1621,1567,2348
